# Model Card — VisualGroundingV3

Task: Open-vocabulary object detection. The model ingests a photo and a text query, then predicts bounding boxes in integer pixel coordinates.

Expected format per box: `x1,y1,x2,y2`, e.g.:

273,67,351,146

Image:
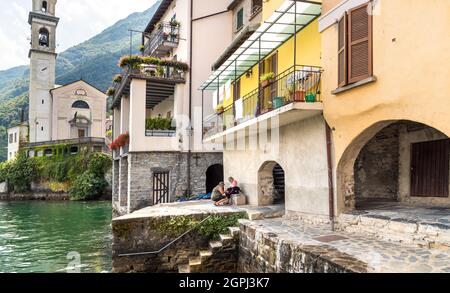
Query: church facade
7,0,108,160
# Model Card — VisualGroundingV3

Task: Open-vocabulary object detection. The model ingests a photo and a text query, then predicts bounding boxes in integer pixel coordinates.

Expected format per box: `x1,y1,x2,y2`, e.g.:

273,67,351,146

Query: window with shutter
348,3,372,83
338,14,347,87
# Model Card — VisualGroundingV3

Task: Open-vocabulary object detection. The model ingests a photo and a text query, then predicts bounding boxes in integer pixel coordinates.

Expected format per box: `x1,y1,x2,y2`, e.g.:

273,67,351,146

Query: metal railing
145,129,176,137
144,22,180,57
250,5,262,20
26,137,106,148
203,65,322,139
118,216,212,257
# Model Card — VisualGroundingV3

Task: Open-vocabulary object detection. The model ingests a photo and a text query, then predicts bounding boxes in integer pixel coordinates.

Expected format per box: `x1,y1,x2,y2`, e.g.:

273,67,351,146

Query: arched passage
258,161,285,206
205,164,223,193
337,120,449,213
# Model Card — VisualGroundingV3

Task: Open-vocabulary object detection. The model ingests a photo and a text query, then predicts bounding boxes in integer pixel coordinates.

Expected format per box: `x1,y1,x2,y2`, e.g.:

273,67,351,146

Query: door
411,139,449,197
78,129,86,138
153,171,170,205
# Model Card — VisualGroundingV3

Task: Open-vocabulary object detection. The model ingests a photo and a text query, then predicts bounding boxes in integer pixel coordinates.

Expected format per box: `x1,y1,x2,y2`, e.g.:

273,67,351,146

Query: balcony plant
109,132,129,151
112,74,122,83
106,87,116,96
215,104,225,114
260,72,275,88
145,117,175,131
170,19,180,27
118,55,144,69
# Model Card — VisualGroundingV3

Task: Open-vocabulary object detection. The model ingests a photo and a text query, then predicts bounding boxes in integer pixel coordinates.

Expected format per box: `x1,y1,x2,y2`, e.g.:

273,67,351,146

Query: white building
6,0,107,160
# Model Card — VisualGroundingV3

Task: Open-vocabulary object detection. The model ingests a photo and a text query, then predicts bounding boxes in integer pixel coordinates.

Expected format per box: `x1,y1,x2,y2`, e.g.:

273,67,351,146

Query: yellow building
202,0,450,224
201,0,331,218
320,0,450,217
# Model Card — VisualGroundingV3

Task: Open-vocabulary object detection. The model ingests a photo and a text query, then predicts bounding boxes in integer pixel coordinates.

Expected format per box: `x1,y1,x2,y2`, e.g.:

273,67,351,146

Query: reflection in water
0,201,112,273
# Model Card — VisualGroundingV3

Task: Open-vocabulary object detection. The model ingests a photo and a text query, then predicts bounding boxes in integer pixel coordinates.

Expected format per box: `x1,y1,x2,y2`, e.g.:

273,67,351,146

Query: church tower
28,0,58,142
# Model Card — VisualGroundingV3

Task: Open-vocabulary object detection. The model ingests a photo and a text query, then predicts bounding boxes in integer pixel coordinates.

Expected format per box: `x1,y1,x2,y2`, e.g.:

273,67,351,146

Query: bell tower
28,0,59,143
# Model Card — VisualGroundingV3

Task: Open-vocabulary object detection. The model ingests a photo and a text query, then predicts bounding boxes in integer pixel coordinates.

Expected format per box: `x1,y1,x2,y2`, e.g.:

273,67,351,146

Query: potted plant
106,87,116,96
260,101,273,114
273,96,284,109
289,80,305,102
169,32,178,40
260,72,275,88
170,19,180,27
215,104,225,114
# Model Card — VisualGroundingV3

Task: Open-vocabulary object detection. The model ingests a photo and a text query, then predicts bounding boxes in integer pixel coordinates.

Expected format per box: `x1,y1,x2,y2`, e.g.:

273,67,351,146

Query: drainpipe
187,0,194,196
325,122,335,231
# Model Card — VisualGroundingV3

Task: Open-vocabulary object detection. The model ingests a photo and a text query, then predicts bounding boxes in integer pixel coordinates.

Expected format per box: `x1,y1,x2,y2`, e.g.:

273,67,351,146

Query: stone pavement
241,218,450,273
352,202,450,227
115,200,284,221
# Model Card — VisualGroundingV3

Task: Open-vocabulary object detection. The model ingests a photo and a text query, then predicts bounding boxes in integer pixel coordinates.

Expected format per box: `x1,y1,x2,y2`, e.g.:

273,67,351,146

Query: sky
0,0,158,71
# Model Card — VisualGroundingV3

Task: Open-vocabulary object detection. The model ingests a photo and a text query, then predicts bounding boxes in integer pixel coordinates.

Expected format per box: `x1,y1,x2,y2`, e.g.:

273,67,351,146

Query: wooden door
411,139,449,197
153,171,170,204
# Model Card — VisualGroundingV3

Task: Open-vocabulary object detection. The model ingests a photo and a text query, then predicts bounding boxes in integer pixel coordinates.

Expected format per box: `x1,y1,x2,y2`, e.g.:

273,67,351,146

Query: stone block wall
354,123,400,201
119,157,128,207
112,160,119,202
124,152,222,213
112,213,219,273
237,220,367,273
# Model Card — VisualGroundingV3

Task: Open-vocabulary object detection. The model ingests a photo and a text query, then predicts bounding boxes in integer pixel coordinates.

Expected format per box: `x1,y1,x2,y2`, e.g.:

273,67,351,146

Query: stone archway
337,120,450,214
258,161,285,206
205,164,224,193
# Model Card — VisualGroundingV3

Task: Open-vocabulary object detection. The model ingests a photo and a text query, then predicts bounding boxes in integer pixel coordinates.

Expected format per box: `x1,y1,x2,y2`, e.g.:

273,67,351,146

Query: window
72,100,90,109
38,28,49,47
251,0,263,17
14,133,17,143
42,1,48,12
41,126,44,131
42,99,45,104
338,3,373,87
236,8,244,31
9,134,13,144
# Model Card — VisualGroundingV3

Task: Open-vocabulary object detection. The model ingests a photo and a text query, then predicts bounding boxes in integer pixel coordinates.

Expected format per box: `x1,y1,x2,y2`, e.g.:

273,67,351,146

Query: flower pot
293,90,306,102
261,80,271,88
305,93,316,103
273,97,284,109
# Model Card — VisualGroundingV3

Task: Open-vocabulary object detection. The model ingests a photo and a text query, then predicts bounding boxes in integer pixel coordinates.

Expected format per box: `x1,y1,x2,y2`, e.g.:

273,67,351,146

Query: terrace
143,21,180,57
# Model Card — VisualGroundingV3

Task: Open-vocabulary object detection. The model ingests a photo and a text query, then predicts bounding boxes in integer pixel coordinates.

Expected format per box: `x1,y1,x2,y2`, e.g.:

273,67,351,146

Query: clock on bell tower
28,0,59,143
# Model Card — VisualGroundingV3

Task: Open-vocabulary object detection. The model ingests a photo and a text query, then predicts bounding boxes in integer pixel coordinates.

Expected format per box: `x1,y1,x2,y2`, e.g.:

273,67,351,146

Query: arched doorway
337,120,449,213
258,161,285,206
205,164,223,193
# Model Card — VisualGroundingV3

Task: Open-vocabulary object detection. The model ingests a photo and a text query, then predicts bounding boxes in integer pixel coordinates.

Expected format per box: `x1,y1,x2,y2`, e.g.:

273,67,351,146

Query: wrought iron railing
145,129,176,137
202,65,322,139
144,22,180,57
250,5,262,20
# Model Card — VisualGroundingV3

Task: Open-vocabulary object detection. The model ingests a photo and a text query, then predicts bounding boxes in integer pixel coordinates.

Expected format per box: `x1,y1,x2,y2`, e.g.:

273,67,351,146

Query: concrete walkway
242,218,450,273
115,200,284,221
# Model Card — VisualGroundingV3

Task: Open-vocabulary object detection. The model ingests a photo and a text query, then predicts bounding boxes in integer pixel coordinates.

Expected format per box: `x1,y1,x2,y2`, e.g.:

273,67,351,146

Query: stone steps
177,226,241,273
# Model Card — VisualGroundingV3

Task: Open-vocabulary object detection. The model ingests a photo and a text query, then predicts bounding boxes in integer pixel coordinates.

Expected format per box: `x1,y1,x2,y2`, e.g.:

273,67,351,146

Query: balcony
111,65,185,109
203,65,322,140
144,22,180,57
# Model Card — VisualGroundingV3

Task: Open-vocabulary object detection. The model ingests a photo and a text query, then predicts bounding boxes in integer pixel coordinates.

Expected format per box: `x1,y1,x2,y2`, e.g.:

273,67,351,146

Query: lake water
0,201,112,273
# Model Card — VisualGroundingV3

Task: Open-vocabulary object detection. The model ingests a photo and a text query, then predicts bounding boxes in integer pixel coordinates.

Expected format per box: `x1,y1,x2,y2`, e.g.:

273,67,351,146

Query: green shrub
68,171,108,201
6,152,37,192
87,152,112,177
145,117,174,130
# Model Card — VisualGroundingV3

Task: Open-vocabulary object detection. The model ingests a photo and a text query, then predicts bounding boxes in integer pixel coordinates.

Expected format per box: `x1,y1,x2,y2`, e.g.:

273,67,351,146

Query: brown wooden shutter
348,3,372,83
338,13,348,87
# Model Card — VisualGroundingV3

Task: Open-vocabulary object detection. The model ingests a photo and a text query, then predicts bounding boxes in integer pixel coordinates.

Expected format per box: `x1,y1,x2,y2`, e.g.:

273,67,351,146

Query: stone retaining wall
237,220,367,273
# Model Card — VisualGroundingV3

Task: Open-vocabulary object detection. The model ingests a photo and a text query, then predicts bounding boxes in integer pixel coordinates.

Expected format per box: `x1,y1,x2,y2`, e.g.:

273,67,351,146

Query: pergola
199,0,322,95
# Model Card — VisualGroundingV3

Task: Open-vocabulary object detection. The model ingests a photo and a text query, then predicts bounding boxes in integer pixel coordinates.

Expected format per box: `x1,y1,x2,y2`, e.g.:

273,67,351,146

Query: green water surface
0,201,112,273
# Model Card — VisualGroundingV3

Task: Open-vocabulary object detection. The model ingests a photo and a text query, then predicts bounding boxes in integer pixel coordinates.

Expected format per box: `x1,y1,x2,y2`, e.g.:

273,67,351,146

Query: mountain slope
0,1,160,161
